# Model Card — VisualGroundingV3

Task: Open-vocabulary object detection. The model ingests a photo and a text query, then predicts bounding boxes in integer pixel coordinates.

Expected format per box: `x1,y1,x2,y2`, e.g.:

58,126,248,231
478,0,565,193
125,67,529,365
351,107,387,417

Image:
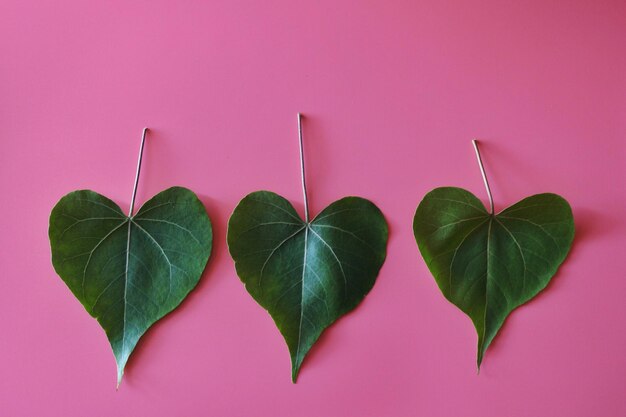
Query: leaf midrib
80,213,181,357
481,216,493,361
122,219,177,351
252,218,360,359
295,226,309,368
122,218,132,356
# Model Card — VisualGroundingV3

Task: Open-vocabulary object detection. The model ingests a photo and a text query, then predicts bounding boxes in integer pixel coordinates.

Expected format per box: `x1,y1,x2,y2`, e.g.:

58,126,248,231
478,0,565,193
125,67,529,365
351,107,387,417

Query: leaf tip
116,366,124,389
476,350,484,375
291,365,300,383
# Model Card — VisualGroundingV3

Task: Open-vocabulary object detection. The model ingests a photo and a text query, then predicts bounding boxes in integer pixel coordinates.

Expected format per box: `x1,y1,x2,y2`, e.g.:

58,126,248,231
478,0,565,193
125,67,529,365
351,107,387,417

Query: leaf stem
297,113,309,223
129,127,149,217
472,139,494,215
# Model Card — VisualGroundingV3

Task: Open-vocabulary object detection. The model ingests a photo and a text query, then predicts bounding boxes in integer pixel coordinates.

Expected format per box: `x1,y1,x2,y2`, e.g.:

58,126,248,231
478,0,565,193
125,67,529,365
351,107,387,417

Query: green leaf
49,186,212,386
227,191,388,381
413,187,574,368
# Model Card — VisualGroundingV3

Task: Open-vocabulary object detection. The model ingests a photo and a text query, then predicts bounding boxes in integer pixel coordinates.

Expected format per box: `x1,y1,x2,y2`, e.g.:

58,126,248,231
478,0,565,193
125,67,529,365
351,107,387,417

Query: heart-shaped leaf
49,186,212,385
413,187,574,367
227,190,388,381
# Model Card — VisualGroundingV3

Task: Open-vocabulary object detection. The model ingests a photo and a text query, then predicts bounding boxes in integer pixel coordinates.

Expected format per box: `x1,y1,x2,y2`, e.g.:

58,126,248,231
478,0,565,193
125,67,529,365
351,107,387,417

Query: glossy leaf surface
413,187,574,367
227,191,388,381
49,186,212,386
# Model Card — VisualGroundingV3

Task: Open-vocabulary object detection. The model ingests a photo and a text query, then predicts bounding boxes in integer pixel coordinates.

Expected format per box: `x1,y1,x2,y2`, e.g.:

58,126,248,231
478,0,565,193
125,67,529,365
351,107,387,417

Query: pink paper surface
1,1,624,416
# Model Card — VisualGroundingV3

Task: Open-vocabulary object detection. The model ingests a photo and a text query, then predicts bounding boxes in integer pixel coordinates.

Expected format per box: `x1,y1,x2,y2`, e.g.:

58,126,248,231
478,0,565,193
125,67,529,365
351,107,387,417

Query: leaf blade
413,187,574,367
49,187,212,385
227,191,388,381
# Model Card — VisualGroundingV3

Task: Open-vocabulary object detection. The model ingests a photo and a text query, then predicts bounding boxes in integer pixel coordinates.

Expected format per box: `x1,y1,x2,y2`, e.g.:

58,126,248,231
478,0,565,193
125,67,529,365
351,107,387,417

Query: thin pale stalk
472,139,494,215
128,127,149,217
297,113,309,223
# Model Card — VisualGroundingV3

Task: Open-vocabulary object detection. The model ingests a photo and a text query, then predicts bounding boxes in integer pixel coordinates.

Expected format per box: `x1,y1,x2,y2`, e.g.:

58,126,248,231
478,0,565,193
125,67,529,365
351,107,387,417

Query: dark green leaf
227,191,388,381
413,187,574,367
49,186,212,386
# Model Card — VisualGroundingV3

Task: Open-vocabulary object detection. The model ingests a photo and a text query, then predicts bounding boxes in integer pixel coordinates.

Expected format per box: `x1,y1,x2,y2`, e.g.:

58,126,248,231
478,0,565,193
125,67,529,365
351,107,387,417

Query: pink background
1,1,625,416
